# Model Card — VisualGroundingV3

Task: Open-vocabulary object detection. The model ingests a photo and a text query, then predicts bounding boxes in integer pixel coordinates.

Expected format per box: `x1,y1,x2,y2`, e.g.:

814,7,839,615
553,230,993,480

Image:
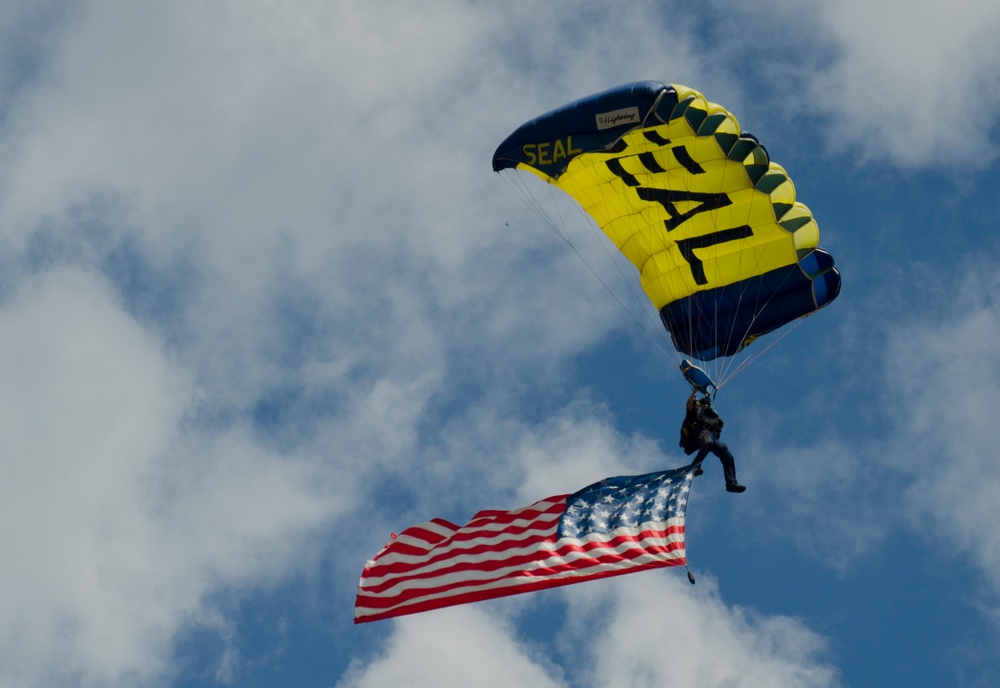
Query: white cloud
0,268,346,686
510,401,668,502
3,0,999,684
340,606,564,688
674,0,1000,168
343,574,839,688
738,424,898,570
884,269,1000,598
0,0,688,413
739,257,1000,607
0,267,186,684
582,575,840,688
737,0,1000,171
809,0,1000,167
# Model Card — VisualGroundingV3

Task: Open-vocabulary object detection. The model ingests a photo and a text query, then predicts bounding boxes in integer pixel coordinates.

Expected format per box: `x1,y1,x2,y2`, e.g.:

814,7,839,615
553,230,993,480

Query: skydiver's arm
686,388,697,412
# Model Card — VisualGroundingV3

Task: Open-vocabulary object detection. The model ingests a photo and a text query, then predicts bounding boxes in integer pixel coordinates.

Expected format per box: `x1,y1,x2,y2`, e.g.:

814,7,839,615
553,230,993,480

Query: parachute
492,81,840,387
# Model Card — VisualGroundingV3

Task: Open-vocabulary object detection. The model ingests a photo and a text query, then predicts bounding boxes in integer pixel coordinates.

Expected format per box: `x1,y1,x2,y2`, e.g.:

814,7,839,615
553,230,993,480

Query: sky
1,0,1000,686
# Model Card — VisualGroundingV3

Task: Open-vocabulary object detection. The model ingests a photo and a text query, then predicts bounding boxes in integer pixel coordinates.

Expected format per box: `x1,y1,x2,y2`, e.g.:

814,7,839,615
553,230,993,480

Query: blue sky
1,1,1000,686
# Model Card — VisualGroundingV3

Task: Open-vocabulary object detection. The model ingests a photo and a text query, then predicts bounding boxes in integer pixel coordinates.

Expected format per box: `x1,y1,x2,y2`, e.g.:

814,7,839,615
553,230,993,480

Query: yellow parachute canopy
493,81,839,361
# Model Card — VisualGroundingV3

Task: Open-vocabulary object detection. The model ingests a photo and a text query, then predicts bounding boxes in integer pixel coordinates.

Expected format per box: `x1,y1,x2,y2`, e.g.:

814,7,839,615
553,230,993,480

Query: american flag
354,466,694,623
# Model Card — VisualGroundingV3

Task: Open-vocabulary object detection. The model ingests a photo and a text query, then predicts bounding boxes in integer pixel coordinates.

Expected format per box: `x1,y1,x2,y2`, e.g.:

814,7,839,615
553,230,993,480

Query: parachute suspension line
562,196,677,361
705,188,770,386
714,219,754,385
499,170,574,247
567,132,693,366
713,255,763,386
715,318,805,391
499,171,676,361
716,254,808,389
571,195,672,355
707,200,803,388
684,161,724,385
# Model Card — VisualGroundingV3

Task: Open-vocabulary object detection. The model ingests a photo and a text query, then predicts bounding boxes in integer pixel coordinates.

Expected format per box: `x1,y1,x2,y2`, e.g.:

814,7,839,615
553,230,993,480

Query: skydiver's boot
725,481,746,493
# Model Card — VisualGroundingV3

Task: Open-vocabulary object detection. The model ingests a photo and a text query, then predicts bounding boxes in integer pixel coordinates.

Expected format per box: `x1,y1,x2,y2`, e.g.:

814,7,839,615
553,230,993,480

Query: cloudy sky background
2,1,1000,686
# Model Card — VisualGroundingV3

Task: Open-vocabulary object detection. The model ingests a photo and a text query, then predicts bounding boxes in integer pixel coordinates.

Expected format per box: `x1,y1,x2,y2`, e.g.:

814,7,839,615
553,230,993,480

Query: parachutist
680,388,746,493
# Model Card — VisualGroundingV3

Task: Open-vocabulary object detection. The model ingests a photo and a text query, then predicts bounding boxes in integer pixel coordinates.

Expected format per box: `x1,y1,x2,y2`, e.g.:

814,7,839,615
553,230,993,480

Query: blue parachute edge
491,81,677,178
661,250,841,360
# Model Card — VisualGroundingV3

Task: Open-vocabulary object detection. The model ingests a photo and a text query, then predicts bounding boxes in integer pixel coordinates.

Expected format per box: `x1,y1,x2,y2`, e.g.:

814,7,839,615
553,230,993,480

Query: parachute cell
492,81,840,361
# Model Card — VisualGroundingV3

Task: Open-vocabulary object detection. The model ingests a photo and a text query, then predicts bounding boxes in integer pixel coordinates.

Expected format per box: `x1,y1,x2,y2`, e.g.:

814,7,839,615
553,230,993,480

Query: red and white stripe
354,494,686,623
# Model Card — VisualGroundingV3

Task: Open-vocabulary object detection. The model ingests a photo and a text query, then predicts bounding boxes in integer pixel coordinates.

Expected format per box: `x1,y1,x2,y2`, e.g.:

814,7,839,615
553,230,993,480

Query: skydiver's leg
708,440,745,492
709,440,737,485
692,445,709,475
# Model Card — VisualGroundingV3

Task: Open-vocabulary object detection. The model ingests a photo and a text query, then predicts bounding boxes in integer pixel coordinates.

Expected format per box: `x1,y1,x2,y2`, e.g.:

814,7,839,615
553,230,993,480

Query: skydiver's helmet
695,395,713,409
